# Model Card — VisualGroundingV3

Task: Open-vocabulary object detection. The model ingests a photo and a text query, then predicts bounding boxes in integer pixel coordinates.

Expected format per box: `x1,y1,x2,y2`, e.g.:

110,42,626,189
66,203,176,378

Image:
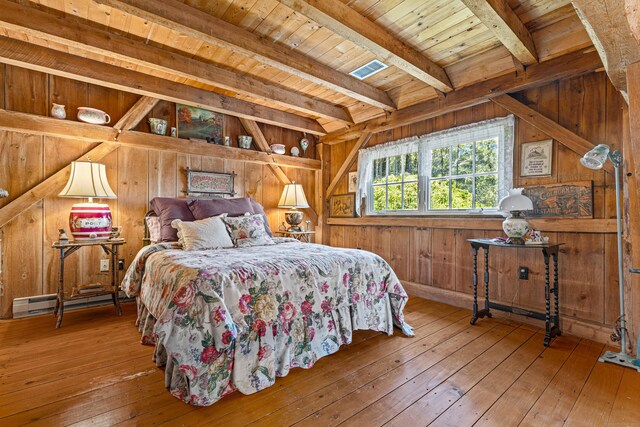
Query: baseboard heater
12,292,133,318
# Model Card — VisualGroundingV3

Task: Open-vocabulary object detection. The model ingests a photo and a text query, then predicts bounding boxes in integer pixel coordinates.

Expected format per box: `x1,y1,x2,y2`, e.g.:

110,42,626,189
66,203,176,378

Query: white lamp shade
278,182,309,208
59,161,116,199
498,188,533,212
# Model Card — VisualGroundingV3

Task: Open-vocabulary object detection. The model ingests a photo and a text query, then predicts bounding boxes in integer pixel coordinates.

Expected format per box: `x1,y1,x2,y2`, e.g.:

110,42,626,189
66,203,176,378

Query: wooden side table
468,238,562,346
52,239,126,328
275,230,316,243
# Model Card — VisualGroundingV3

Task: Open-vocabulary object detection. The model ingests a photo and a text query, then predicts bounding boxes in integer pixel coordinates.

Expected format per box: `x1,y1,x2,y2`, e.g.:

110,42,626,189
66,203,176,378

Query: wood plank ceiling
0,0,593,135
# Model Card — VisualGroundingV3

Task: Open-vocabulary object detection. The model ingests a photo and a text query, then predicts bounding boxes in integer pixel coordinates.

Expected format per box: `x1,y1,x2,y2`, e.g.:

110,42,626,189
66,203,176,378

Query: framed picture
348,171,358,193
185,168,236,197
177,104,224,144
330,193,356,217
523,181,593,218
521,140,553,177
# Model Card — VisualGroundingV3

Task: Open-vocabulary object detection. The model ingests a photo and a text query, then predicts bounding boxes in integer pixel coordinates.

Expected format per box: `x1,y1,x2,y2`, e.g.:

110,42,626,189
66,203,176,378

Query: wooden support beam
490,94,613,173
238,118,319,224
113,96,159,131
461,0,537,65
0,143,118,228
0,110,321,171
0,37,326,136
0,0,351,124
322,48,602,144
325,133,371,199
277,0,452,92
572,0,640,102
94,0,396,111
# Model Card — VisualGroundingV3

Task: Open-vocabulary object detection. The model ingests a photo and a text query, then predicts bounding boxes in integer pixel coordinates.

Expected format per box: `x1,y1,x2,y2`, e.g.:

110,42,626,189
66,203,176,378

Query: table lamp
498,188,533,245
580,144,639,371
59,160,117,241
278,182,309,231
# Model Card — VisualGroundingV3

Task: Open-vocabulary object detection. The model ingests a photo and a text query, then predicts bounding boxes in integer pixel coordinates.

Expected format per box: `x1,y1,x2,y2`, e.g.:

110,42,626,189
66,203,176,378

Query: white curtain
355,115,515,215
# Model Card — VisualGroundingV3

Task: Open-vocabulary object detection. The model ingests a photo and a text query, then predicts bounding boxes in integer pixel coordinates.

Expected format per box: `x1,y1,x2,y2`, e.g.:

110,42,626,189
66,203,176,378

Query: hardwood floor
1,298,639,426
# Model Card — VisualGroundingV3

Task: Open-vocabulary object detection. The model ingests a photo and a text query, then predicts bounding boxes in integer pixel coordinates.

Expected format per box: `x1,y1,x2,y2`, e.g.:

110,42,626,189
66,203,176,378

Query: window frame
360,116,514,217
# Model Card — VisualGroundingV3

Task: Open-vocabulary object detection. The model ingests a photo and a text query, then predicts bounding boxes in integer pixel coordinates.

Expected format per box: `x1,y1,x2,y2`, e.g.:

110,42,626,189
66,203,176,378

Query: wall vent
349,59,388,80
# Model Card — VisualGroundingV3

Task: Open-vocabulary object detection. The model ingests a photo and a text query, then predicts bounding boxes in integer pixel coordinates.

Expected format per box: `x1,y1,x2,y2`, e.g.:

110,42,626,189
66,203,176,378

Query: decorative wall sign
348,171,358,193
185,168,236,197
330,193,356,217
523,181,593,217
521,140,553,177
177,104,224,144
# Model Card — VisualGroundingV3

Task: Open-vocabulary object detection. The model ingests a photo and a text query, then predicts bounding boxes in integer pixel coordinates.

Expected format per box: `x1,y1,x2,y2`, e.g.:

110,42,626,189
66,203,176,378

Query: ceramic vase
51,103,66,120
502,212,529,245
299,133,309,156
148,118,168,135
238,135,253,149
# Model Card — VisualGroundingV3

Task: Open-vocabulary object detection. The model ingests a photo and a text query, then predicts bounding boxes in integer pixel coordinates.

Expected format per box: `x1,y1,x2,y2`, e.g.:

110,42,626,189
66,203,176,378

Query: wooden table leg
108,244,122,316
56,247,65,329
470,245,479,324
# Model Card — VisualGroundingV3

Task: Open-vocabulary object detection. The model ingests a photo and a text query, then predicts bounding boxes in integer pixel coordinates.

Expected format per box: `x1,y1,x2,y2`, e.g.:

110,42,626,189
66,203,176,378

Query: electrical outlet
519,266,529,280
118,259,125,271
100,259,110,272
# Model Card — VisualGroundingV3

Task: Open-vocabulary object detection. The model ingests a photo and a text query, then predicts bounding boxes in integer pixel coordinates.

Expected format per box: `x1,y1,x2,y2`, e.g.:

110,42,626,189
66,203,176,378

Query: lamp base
505,237,525,245
284,209,303,232
69,202,113,240
599,350,640,372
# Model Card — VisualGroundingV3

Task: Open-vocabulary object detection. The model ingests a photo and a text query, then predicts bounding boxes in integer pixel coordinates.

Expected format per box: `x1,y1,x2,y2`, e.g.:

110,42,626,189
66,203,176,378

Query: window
372,153,419,212
355,116,514,215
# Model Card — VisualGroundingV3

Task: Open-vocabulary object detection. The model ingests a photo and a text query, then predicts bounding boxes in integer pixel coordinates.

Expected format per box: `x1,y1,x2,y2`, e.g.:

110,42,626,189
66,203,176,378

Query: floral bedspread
121,238,413,406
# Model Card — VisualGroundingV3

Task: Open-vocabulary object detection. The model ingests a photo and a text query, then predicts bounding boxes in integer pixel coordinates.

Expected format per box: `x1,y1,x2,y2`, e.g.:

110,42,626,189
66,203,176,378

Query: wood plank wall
0,64,318,319
325,71,625,342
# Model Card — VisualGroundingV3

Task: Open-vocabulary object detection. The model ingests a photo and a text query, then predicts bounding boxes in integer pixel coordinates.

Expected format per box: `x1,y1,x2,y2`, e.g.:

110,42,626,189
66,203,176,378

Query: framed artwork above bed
185,168,236,197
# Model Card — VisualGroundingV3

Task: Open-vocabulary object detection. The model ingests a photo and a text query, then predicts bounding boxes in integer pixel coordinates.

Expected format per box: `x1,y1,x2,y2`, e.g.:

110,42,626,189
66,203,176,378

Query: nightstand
275,230,316,243
52,239,126,328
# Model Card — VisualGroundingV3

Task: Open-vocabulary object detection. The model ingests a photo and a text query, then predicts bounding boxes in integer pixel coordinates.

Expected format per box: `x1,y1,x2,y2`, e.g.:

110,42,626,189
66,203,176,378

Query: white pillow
145,216,162,243
171,214,233,251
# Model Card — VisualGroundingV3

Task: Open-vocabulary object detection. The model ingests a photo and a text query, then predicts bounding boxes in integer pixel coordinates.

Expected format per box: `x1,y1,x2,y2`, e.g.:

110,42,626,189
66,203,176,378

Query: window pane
475,175,498,208
430,179,449,210
476,138,498,173
451,177,473,209
387,184,402,210
403,182,418,210
451,143,473,176
388,155,402,183
431,147,449,178
373,158,386,184
373,185,386,211
404,152,418,181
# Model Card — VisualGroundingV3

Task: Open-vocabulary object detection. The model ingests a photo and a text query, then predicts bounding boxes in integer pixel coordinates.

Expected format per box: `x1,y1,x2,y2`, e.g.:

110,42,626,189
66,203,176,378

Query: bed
121,198,413,406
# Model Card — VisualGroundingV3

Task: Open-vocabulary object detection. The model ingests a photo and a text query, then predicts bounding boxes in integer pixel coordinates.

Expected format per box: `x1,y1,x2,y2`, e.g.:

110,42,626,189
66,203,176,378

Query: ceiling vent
349,59,388,80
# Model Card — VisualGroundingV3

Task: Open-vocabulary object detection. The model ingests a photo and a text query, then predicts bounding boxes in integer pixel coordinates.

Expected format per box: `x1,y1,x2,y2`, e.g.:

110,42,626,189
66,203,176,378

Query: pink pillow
150,198,195,242
188,198,254,219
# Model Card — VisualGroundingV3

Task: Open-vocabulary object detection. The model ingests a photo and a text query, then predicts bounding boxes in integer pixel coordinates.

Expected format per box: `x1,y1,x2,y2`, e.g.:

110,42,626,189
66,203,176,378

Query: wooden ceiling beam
0,0,351,124
461,0,538,65
572,0,640,102
325,133,372,199
490,94,613,173
322,48,602,144
276,0,453,92
0,37,326,136
94,0,396,111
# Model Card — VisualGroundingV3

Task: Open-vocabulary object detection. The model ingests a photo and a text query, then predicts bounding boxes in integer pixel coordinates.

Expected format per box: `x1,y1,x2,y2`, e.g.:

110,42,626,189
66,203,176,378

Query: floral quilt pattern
121,239,413,406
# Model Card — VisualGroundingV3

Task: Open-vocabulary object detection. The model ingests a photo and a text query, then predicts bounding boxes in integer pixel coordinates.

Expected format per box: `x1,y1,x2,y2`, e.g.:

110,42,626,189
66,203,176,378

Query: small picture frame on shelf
521,140,553,177
330,193,356,218
348,171,358,193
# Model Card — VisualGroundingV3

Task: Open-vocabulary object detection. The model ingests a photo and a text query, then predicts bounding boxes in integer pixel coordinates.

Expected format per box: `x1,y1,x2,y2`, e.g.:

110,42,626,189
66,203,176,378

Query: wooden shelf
326,216,617,233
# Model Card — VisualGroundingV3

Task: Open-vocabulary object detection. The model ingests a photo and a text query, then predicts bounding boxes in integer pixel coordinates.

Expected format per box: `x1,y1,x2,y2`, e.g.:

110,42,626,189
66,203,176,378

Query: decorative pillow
249,198,273,237
151,197,195,242
223,214,275,247
145,215,162,244
188,198,255,220
171,214,233,251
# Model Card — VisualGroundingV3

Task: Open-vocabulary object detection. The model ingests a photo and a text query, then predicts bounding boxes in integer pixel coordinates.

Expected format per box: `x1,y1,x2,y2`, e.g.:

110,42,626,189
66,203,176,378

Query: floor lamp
580,144,639,370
